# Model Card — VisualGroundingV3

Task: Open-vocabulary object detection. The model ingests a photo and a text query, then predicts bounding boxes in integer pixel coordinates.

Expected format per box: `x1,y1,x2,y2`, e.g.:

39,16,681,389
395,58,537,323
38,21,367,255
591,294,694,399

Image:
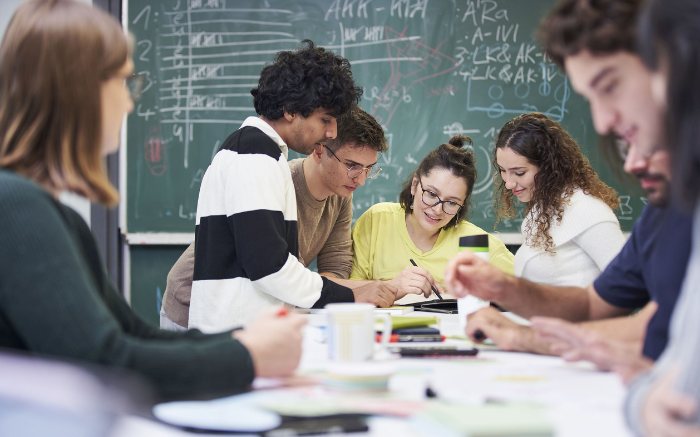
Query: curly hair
326,105,387,153
398,135,477,230
493,113,620,253
251,40,362,120
538,0,643,68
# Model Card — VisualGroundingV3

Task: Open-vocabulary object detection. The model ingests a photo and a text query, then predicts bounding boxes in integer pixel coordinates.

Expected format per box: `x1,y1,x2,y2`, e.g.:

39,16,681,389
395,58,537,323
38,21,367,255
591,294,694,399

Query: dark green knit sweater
0,170,254,401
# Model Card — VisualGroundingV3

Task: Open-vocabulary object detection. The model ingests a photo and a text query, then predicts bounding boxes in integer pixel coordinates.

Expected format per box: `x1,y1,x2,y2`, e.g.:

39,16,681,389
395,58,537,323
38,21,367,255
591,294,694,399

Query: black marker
409,258,444,301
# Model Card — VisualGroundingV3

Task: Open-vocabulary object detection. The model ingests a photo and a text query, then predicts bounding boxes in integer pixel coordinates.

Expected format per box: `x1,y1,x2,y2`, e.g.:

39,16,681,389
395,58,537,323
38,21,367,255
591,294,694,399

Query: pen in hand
409,259,444,301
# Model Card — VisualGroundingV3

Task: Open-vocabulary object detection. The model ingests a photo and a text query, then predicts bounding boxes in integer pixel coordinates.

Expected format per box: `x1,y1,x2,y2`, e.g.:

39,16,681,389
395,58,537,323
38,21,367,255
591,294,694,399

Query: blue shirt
594,204,693,359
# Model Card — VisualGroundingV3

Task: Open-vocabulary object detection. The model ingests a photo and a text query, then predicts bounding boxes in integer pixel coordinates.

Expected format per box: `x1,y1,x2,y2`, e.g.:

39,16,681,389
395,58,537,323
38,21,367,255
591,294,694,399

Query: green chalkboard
128,244,324,326
125,0,644,234
129,245,185,327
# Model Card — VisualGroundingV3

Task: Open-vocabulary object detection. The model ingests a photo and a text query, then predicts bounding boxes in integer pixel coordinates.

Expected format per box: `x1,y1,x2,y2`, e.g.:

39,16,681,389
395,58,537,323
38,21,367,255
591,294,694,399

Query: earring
410,195,414,210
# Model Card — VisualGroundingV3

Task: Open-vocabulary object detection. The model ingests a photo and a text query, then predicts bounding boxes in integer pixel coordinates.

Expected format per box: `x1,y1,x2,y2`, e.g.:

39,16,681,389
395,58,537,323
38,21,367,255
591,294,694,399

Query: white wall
0,0,25,38
1,0,93,226
0,0,92,32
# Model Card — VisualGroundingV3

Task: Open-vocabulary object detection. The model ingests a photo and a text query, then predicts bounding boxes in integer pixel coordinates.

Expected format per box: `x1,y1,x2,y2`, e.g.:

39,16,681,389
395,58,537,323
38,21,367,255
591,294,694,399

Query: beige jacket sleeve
162,242,195,327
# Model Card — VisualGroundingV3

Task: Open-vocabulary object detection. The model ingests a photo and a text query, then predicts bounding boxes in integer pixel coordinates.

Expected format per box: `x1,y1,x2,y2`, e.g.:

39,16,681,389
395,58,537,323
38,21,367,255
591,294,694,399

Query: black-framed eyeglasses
417,177,463,215
323,145,382,179
126,73,146,101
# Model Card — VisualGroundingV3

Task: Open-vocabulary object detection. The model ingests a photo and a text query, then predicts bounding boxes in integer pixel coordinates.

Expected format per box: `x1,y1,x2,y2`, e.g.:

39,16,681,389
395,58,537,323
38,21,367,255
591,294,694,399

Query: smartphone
396,346,478,357
393,327,440,335
264,414,368,436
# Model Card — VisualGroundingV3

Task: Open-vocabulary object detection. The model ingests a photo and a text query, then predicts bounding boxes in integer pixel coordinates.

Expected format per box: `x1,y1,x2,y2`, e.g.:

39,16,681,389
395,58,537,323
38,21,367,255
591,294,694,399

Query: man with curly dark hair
188,42,396,333
161,106,395,330
445,0,692,383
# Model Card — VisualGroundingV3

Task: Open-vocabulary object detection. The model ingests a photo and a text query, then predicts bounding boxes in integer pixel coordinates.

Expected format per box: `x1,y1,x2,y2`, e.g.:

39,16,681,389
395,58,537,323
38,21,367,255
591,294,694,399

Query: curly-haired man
188,41,396,332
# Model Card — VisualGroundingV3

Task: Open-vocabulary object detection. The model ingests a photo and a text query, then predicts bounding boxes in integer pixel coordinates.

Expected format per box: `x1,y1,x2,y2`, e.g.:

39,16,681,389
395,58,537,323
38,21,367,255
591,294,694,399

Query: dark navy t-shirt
594,204,693,360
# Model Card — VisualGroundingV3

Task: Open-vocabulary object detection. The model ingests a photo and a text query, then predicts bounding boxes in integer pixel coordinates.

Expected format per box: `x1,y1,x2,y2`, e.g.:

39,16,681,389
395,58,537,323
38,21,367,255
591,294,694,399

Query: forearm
468,308,556,355
323,274,375,290
499,276,591,321
578,303,655,347
509,326,558,356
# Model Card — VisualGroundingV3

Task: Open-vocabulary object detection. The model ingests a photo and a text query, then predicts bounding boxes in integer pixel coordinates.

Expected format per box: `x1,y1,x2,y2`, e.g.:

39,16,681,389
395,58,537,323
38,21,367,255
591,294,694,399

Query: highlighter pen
409,259,444,301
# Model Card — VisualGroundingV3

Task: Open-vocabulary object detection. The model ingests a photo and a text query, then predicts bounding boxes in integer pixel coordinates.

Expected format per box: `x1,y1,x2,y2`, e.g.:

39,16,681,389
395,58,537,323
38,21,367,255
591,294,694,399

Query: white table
115,312,632,437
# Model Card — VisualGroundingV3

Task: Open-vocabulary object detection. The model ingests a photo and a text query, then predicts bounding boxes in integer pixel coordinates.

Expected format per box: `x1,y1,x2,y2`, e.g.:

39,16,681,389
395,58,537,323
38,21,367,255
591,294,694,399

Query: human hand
233,307,307,378
643,368,700,437
390,266,444,300
531,317,653,383
352,280,397,308
465,307,528,351
444,250,512,301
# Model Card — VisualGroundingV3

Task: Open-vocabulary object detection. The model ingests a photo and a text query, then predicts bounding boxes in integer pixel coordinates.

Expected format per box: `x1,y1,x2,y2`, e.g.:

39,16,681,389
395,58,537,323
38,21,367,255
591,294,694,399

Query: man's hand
465,307,530,351
390,266,443,300
233,307,307,378
444,250,513,302
531,316,653,383
643,369,700,437
352,280,397,308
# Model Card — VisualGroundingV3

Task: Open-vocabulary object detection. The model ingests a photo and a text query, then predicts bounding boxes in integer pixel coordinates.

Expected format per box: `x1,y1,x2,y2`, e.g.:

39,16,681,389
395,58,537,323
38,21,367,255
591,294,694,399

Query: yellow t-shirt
350,203,514,302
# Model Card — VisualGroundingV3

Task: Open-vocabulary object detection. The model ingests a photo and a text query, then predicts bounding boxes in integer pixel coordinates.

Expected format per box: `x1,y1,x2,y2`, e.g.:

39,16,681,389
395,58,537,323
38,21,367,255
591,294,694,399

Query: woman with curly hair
494,112,626,287
350,136,514,303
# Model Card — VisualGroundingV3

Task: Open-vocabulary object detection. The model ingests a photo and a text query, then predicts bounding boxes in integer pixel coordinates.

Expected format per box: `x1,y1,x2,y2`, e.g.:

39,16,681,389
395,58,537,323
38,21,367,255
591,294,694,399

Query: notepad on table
413,402,553,437
374,306,414,315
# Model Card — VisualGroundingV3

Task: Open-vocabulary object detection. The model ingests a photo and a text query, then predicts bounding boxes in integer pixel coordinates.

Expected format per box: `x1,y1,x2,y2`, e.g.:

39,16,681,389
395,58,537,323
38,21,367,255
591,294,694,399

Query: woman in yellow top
350,136,514,303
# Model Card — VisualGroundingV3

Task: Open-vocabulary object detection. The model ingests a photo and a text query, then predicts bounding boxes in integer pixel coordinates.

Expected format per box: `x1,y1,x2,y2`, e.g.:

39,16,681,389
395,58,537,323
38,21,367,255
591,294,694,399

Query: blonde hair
0,0,129,206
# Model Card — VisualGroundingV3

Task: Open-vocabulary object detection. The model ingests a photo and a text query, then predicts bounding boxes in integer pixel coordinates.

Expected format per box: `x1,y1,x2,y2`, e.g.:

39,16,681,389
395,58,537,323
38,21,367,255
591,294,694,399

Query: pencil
409,259,444,301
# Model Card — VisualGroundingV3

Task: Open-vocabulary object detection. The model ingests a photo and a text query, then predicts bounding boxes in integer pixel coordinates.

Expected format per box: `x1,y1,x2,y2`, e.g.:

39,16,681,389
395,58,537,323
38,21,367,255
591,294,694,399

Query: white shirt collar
240,116,289,160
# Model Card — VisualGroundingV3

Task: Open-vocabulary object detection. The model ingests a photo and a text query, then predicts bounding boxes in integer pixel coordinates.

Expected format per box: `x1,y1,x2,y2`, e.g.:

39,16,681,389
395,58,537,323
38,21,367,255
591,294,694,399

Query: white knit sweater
514,189,626,287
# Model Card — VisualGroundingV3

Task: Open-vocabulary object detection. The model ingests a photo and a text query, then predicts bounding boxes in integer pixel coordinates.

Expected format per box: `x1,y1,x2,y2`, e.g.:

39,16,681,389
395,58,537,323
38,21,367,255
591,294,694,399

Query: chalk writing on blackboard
125,0,645,234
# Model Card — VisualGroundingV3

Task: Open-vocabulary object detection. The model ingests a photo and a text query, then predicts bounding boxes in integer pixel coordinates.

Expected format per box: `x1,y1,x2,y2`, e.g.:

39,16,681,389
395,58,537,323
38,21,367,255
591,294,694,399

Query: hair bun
449,135,473,149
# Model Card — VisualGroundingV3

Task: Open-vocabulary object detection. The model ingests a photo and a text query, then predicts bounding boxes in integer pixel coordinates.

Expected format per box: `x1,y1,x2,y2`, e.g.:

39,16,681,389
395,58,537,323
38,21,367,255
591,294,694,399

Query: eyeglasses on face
417,176,463,215
125,74,146,101
615,137,662,162
323,145,382,179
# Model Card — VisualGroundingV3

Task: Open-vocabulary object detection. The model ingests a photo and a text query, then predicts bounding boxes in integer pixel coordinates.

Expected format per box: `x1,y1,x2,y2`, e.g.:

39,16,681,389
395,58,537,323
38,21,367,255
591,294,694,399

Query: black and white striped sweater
189,117,353,332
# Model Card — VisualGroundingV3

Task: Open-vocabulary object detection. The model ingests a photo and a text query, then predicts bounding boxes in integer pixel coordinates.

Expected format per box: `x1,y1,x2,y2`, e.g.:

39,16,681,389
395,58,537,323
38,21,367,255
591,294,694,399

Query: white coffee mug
325,303,392,362
457,236,491,331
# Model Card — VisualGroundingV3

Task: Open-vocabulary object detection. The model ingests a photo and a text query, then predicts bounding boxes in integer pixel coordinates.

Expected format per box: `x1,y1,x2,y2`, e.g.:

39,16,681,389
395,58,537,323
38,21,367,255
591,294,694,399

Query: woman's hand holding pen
390,266,444,300
233,306,307,378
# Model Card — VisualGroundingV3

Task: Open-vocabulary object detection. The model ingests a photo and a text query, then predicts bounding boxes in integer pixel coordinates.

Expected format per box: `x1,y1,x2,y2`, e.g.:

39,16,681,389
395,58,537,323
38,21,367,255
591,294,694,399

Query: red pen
376,334,445,343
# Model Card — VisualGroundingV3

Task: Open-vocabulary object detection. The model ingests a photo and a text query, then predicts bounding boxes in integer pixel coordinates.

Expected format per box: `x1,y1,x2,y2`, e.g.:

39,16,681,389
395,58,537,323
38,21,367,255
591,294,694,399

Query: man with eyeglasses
444,0,692,382
161,105,396,331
